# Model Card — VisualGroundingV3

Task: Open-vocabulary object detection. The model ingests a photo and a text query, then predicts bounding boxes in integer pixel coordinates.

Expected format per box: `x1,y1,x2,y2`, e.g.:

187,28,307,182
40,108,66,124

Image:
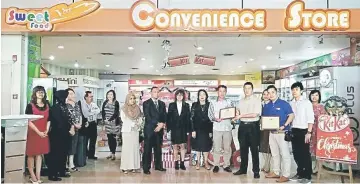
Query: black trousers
107,134,117,154
238,121,260,173
48,133,70,178
291,128,312,180
86,121,97,158
142,132,163,172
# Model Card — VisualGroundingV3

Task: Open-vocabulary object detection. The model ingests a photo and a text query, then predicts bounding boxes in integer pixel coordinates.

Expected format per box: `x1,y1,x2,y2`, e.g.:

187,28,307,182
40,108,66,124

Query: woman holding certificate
167,89,192,170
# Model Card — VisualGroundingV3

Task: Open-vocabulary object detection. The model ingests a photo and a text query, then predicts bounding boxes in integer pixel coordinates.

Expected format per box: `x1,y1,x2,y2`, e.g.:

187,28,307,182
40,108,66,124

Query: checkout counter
1,115,43,183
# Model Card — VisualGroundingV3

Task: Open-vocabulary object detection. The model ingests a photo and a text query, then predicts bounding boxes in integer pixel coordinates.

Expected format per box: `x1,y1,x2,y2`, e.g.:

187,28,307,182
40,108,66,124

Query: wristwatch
307,131,312,134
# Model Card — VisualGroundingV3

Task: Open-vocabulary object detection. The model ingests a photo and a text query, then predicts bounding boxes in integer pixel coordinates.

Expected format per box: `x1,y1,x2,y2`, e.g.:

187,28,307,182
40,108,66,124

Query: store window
243,0,327,9
158,0,242,9
329,0,360,8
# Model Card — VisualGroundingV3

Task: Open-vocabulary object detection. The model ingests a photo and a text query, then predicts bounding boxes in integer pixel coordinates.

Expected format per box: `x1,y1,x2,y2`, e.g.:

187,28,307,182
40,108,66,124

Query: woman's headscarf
54,90,68,104
121,92,142,120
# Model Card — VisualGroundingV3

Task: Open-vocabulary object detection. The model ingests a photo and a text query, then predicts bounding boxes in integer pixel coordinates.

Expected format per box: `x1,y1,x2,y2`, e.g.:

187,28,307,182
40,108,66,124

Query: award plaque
219,107,236,119
261,116,280,130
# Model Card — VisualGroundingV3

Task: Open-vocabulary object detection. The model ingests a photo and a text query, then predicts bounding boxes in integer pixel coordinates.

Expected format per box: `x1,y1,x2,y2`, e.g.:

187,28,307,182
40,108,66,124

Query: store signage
316,96,358,164
128,80,174,86
285,1,350,31
194,55,216,66
55,77,78,87
5,1,100,31
168,55,190,67
174,80,218,86
130,0,266,31
53,75,100,88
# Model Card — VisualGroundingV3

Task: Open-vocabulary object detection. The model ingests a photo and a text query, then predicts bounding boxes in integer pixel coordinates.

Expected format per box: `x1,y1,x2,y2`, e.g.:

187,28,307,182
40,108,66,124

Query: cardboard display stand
316,96,358,183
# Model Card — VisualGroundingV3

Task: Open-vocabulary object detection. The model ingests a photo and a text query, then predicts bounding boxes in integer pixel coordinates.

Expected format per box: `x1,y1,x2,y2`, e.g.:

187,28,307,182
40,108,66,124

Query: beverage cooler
319,66,360,170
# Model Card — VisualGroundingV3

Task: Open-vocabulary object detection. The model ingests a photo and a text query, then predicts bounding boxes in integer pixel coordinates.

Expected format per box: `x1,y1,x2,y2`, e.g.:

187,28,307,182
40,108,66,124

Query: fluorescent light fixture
105,65,110,67
58,45,64,49
49,55,55,60
128,46,134,50
261,65,267,69
266,46,272,50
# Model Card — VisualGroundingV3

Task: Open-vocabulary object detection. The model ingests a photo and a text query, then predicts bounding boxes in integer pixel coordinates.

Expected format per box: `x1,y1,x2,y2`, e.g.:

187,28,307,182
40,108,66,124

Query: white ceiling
41,35,350,75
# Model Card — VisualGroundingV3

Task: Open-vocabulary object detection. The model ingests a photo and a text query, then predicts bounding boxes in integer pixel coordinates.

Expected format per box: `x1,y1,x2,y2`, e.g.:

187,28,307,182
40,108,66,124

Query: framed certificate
219,107,236,119
261,116,280,130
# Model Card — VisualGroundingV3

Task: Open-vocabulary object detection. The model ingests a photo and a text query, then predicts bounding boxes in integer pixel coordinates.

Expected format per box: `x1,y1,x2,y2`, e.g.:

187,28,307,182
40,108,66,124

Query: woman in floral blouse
309,90,326,173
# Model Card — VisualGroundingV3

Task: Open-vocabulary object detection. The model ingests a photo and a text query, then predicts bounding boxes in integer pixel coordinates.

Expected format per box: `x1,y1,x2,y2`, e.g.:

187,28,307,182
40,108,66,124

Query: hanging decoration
161,40,172,69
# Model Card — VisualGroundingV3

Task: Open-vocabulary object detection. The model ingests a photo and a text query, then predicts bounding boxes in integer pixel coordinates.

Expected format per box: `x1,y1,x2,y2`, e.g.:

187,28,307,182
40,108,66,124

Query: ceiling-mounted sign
131,0,266,31
174,80,218,87
194,55,216,66
5,1,100,31
285,0,350,31
168,55,190,67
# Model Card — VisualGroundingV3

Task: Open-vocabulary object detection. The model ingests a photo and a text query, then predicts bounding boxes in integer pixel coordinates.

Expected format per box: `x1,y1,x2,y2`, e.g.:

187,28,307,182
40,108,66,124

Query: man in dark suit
142,86,167,175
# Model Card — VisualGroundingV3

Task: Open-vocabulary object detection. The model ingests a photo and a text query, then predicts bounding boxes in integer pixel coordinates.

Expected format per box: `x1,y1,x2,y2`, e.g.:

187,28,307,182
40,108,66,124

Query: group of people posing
24,80,325,184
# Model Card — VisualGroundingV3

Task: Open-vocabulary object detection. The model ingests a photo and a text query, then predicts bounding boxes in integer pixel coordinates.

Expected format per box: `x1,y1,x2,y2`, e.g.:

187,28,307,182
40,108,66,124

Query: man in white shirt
290,82,314,184
208,85,234,173
80,91,101,160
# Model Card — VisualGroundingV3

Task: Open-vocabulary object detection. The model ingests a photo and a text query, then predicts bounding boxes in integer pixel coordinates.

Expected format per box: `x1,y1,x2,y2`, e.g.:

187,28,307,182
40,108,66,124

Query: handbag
284,130,293,142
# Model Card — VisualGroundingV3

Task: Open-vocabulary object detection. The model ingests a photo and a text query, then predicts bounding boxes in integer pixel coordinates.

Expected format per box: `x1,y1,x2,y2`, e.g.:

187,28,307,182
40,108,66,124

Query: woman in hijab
120,92,143,174
47,90,75,181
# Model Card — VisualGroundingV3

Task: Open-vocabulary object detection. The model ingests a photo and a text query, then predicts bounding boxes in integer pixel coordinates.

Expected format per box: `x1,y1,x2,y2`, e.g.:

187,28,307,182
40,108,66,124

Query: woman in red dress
25,86,50,184
309,90,326,174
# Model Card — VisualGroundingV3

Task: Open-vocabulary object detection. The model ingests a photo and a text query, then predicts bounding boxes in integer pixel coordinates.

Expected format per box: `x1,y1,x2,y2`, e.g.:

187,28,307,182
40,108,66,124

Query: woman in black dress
191,89,212,170
167,89,191,170
48,90,75,181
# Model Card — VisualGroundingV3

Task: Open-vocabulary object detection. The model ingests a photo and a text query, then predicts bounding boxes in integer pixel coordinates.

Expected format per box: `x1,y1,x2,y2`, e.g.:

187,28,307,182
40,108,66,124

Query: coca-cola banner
168,55,190,67
316,96,358,164
194,55,216,66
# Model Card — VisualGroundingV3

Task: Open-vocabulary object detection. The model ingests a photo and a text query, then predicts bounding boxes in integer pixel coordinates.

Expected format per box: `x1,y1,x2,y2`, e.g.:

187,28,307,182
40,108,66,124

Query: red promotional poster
194,55,216,66
168,55,190,67
316,96,358,164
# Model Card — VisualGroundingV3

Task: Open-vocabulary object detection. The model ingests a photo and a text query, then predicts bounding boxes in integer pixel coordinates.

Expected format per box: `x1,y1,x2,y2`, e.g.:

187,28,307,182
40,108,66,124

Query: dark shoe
144,171,151,175
180,161,186,170
59,173,71,178
224,167,232,173
175,161,180,170
155,168,166,172
213,166,219,173
290,174,302,181
88,156,98,160
70,167,78,172
48,176,62,181
254,173,260,179
233,170,247,175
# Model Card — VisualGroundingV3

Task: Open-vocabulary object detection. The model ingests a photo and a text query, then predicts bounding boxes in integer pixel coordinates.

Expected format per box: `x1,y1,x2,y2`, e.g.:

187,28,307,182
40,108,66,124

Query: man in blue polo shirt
263,85,294,183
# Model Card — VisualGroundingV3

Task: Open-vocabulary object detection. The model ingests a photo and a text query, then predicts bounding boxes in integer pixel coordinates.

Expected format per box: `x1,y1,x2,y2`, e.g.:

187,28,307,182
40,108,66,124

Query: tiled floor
34,152,359,183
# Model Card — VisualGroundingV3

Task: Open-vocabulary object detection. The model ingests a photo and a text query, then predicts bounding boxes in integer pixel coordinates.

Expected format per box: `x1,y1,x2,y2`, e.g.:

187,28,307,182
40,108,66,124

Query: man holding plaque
208,85,235,173
263,85,294,183
233,82,262,179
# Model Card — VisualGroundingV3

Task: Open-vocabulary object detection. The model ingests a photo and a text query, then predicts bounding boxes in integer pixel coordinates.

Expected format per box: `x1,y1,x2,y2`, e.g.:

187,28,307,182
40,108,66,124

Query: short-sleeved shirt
262,98,293,131
238,95,262,122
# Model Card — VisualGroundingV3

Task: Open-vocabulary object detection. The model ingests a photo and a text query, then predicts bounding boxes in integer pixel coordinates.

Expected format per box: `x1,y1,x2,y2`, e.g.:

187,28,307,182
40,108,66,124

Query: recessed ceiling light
249,58,254,61
128,46,134,50
231,71,235,73
196,46,203,51
58,45,64,49
105,65,110,67
266,46,272,50
49,55,55,60
261,65,267,69
74,62,79,68
238,66,242,68
160,74,163,76
141,58,146,61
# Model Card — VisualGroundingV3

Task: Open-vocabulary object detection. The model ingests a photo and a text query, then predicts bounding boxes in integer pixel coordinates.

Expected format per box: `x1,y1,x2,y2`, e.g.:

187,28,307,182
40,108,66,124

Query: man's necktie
155,101,159,110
